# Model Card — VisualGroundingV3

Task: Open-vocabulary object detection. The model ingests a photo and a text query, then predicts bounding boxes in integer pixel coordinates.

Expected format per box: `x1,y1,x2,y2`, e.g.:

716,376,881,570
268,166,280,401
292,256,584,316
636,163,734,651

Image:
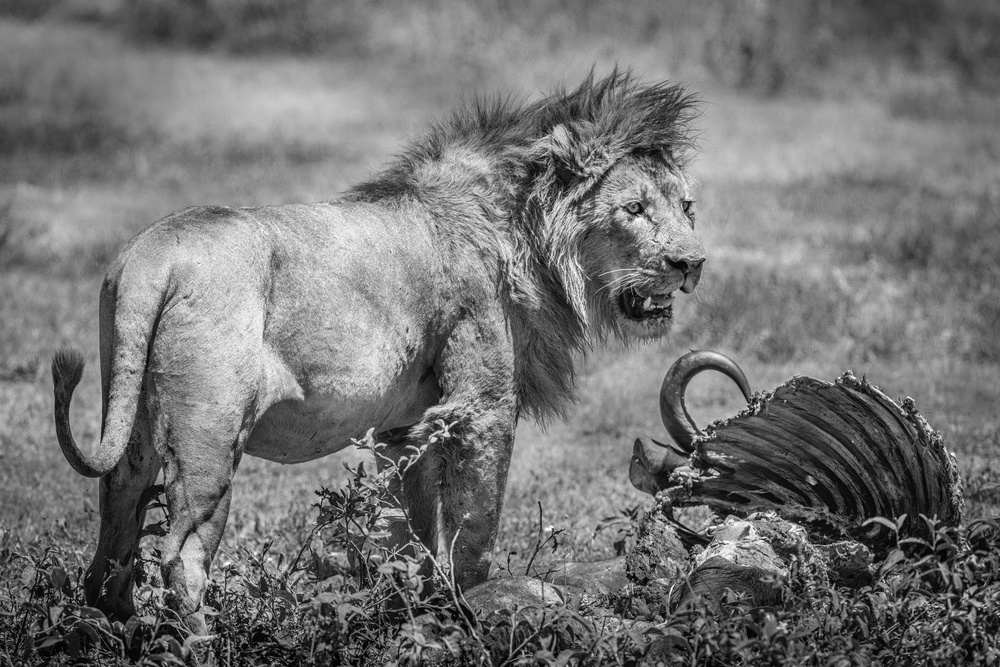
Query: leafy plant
3,430,1000,665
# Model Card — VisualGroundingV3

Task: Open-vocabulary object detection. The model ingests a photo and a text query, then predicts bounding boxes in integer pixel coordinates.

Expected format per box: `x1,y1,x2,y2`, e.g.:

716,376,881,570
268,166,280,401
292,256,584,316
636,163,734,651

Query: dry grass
0,4,998,662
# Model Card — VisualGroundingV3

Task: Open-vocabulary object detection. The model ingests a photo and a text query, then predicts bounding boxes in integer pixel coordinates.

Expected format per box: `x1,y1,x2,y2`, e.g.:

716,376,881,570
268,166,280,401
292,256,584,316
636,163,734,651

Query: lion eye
624,201,644,215
682,199,696,221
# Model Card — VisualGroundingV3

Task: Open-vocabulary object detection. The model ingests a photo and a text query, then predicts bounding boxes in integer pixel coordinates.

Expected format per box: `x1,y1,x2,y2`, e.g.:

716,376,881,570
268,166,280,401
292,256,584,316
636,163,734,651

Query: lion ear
543,123,611,186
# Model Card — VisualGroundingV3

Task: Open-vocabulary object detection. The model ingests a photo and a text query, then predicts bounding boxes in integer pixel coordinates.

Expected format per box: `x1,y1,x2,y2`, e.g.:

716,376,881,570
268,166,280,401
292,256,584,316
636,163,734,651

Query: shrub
120,0,383,55
833,0,1000,88
4,430,1000,665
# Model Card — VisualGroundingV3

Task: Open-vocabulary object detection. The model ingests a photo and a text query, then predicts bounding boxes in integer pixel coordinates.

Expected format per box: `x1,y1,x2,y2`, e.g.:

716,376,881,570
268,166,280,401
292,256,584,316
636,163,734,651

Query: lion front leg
410,400,516,588
382,401,515,590
383,315,519,590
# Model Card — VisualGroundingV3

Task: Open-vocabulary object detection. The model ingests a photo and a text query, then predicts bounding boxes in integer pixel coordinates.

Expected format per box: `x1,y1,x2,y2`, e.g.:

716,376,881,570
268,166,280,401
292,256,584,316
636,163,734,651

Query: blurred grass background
0,0,998,578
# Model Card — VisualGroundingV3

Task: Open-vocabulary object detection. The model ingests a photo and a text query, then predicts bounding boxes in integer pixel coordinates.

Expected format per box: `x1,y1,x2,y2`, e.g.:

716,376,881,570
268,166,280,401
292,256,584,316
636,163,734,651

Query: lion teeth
643,296,653,310
651,293,674,308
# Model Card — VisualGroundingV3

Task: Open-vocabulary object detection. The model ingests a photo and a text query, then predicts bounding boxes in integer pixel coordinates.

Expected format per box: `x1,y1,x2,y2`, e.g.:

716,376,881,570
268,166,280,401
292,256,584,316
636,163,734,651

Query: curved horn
659,350,752,453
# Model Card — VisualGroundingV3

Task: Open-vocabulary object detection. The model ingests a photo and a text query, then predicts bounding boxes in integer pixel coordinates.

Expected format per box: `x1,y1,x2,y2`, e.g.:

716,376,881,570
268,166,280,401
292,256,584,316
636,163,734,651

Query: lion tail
54,345,145,478
52,264,162,478
52,349,115,477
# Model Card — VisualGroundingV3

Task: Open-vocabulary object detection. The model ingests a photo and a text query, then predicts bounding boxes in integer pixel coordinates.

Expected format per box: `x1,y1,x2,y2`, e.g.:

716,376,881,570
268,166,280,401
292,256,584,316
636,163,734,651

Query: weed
5,489,1000,664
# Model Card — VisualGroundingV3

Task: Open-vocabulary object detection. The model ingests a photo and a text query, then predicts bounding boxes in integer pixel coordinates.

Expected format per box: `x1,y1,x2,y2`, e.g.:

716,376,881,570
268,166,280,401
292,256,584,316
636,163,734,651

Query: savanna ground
0,1,999,664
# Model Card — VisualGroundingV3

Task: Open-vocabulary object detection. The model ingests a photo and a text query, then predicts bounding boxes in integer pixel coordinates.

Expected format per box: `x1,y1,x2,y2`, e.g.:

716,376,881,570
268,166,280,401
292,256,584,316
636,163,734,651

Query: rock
537,556,629,596
462,575,566,618
676,556,784,610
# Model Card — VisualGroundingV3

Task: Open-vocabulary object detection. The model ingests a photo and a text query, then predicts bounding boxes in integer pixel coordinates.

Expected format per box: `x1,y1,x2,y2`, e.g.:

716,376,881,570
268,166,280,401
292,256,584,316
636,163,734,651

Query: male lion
52,71,705,629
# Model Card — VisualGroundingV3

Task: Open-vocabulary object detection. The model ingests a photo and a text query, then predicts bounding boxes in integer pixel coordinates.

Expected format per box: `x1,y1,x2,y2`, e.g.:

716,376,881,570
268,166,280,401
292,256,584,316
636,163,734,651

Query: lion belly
244,368,440,463
243,311,444,464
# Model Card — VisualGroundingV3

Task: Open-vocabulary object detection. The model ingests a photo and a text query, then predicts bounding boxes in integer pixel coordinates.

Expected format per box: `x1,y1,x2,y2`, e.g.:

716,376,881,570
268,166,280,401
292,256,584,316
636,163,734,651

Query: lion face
581,155,704,338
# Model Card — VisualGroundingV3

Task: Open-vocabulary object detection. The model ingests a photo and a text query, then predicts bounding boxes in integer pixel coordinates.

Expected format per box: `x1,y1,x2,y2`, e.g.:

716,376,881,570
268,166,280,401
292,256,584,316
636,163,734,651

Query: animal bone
633,351,965,556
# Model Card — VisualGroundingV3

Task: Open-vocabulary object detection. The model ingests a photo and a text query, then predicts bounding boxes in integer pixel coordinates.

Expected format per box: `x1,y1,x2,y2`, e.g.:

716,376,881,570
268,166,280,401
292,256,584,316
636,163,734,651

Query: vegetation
1,0,998,664
3,436,1000,665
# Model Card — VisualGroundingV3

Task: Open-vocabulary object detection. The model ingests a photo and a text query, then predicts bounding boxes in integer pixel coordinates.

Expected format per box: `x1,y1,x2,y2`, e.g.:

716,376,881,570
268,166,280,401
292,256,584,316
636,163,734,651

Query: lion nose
667,256,704,275
667,256,704,293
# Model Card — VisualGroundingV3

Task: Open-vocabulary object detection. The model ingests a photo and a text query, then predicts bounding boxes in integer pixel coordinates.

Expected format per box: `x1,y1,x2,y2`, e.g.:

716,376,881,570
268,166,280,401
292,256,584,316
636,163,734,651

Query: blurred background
0,0,998,570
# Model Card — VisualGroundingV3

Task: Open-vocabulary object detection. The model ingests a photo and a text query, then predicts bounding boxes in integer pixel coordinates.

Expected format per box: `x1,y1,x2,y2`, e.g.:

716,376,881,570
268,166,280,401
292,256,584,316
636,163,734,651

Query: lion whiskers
595,270,645,298
598,267,643,278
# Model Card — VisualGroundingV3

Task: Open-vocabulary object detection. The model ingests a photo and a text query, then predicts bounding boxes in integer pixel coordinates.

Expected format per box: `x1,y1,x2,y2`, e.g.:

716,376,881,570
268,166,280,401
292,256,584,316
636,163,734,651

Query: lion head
577,152,703,339
522,72,703,341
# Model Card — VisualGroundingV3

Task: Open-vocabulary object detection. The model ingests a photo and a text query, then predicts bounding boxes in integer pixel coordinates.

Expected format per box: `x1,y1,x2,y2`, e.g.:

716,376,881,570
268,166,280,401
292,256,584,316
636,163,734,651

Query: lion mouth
618,287,675,322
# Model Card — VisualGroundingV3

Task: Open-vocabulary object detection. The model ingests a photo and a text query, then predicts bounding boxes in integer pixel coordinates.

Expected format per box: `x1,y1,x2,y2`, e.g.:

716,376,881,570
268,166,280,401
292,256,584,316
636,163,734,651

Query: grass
1,2,999,664
4,446,1000,665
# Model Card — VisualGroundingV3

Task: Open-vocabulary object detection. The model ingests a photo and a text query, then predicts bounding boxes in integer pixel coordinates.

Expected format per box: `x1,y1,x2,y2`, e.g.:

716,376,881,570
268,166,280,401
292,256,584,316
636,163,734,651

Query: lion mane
52,69,702,629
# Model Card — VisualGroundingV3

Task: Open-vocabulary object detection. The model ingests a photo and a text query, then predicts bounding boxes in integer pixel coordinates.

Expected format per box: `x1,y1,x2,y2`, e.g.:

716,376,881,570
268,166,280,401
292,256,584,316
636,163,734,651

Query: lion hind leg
158,442,239,634
86,399,160,618
160,481,233,634
152,393,251,634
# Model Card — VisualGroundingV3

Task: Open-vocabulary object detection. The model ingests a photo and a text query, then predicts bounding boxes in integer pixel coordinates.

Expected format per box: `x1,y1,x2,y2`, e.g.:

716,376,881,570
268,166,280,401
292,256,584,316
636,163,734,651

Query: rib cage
674,372,964,555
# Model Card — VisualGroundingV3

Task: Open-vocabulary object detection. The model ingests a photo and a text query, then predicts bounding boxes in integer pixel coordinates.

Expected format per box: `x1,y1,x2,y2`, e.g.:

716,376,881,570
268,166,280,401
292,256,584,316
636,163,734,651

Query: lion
52,70,705,630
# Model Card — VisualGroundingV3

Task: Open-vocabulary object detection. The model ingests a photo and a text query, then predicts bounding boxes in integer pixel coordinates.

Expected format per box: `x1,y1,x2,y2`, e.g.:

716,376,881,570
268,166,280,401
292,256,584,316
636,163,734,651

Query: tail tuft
52,349,85,392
